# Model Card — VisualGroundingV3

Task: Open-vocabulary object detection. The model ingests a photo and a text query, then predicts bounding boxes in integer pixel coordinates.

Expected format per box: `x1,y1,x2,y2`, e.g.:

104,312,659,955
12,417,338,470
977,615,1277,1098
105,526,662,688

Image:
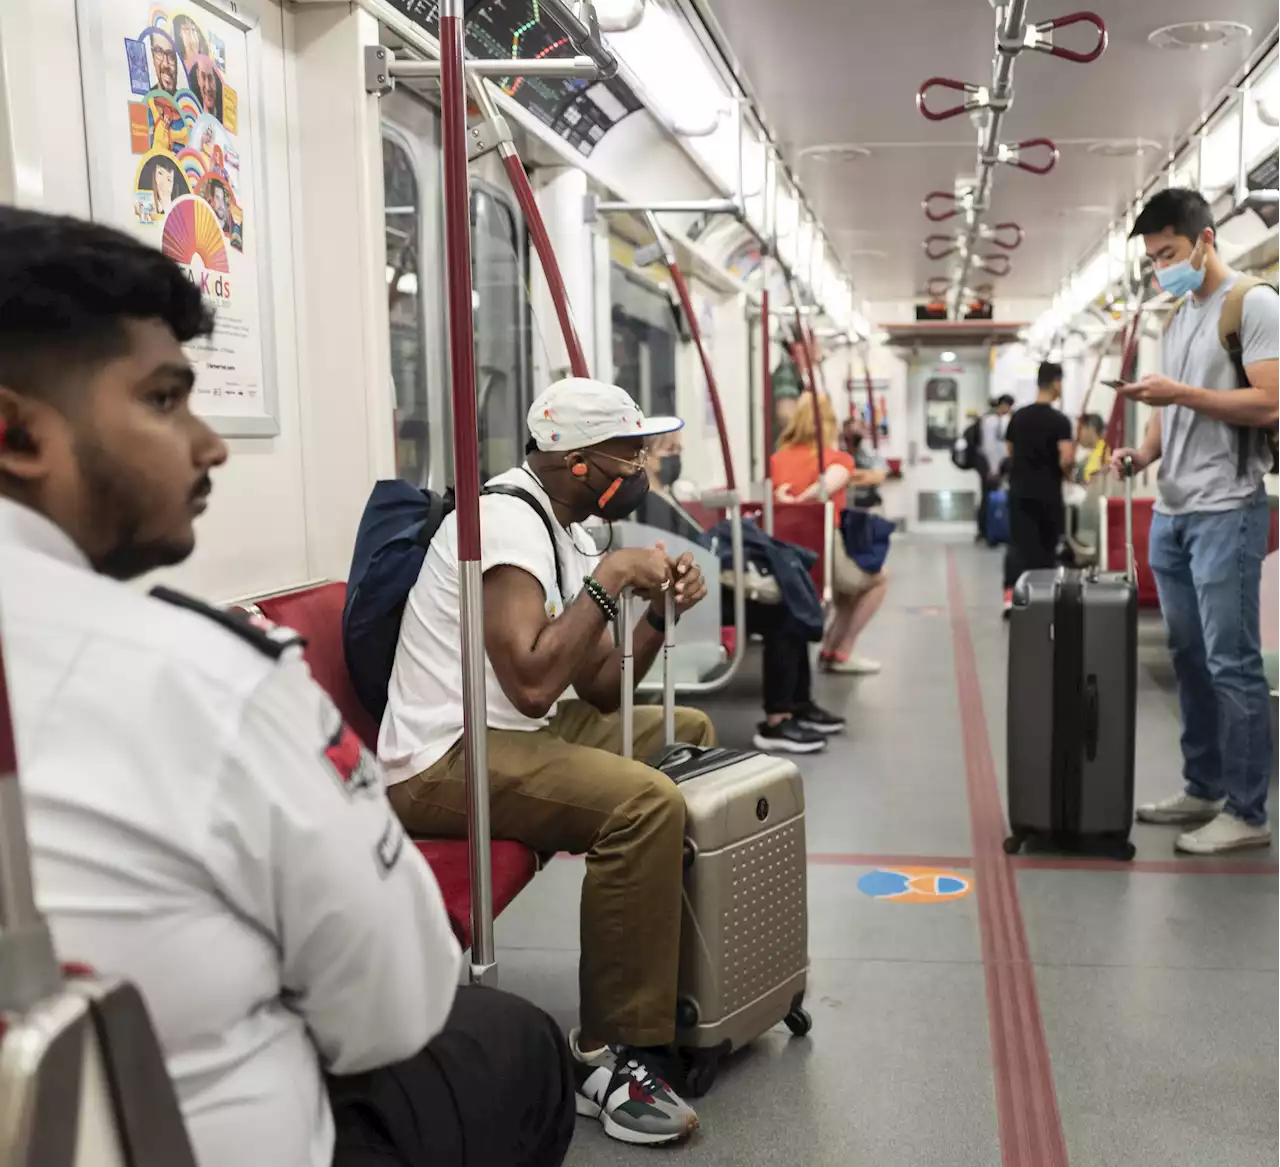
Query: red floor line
947,550,1071,1167
1012,856,1279,875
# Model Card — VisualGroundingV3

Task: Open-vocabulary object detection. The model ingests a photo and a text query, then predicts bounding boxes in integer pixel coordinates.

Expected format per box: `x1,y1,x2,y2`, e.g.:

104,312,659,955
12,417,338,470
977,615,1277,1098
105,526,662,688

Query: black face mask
590,463,650,521
658,455,682,487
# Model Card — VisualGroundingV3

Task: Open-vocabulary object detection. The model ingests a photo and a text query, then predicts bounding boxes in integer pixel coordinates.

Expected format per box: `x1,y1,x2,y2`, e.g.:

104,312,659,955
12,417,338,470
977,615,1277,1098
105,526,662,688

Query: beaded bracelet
583,576,618,623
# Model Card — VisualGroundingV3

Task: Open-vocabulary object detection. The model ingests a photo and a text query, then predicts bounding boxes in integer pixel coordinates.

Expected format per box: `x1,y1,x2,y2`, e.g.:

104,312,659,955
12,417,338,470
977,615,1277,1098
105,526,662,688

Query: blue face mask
1155,255,1206,298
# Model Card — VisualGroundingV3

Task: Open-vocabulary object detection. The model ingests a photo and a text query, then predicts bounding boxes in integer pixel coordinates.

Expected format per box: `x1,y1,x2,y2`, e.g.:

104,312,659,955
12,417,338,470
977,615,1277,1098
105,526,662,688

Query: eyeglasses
591,449,649,473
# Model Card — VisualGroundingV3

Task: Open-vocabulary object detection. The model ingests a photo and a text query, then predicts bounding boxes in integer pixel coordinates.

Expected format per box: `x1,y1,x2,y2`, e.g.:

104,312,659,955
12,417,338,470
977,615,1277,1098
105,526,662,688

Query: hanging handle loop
923,190,960,221
975,253,1012,277
996,138,1059,175
1030,11,1108,63
923,234,961,260
925,276,953,299
982,221,1025,250
916,77,987,121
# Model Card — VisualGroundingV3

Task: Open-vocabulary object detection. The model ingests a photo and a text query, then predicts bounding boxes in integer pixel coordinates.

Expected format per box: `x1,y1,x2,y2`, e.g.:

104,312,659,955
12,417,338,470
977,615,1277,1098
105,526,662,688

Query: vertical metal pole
762,286,774,535
621,593,635,759
0,631,62,1014
1123,456,1135,583
1234,85,1250,209
440,0,495,985
733,97,745,209
662,588,676,745
861,343,879,450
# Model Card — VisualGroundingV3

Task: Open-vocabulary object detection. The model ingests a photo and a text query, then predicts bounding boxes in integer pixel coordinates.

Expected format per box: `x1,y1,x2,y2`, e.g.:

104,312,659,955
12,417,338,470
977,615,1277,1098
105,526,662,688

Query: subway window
610,262,678,420
383,132,431,487
471,183,532,480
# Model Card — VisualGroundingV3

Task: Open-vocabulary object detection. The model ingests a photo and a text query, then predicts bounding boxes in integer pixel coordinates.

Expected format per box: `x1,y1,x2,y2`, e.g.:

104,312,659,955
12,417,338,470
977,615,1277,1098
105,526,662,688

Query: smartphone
1102,379,1129,390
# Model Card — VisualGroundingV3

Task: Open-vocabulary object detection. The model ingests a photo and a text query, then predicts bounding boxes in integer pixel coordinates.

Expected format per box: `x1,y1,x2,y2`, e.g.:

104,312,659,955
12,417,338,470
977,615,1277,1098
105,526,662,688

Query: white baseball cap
527,378,683,452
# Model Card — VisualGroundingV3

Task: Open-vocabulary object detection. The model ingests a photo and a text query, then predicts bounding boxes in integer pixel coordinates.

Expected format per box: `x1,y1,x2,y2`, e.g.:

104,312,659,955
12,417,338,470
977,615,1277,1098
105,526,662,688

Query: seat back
251,583,381,751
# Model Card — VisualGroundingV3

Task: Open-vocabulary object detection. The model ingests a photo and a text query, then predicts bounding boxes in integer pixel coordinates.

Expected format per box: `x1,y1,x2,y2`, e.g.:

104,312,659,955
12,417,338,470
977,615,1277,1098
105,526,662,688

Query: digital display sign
383,0,642,156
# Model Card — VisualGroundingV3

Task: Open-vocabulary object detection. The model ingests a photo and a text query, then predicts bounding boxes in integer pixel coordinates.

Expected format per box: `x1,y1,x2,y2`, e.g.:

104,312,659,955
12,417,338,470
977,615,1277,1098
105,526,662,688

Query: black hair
996,394,1015,408
1130,188,1214,242
1081,412,1106,435
1037,362,1064,389
524,435,539,456
0,207,213,401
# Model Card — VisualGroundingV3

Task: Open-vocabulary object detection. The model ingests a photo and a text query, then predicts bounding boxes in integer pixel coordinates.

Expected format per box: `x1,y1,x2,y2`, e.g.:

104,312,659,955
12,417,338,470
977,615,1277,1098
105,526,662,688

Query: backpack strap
1163,295,1189,333
1217,276,1276,477
481,484,567,600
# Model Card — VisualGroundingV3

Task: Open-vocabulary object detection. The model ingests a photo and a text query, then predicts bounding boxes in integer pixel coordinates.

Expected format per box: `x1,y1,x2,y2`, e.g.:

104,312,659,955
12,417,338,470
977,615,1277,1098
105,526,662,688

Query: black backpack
952,416,982,471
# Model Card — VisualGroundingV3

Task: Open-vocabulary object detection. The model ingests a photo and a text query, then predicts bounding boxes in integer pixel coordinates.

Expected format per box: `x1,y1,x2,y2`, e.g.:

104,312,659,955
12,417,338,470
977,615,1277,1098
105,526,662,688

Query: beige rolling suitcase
620,591,812,1097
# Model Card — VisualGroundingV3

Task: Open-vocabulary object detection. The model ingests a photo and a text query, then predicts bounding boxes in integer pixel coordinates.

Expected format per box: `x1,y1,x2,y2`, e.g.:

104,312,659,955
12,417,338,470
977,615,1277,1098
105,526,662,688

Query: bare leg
833,572,888,657
821,595,857,656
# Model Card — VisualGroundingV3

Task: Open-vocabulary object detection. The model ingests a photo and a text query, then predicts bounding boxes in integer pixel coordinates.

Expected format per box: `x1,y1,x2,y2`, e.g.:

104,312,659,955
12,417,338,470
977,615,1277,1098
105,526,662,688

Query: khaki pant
388,700,716,1047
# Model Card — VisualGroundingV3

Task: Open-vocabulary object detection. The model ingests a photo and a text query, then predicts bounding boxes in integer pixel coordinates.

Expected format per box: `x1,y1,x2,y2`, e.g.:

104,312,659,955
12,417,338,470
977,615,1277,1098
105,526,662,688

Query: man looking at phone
1111,188,1278,854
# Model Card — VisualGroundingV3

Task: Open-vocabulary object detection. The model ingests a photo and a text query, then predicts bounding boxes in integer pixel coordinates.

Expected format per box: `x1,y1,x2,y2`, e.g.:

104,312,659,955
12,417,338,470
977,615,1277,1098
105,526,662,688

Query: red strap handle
1005,138,1059,175
916,77,985,122
983,221,1024,250
1032,11,1107,63
924,234,961,261
975,253,1012,277
923,190,961,222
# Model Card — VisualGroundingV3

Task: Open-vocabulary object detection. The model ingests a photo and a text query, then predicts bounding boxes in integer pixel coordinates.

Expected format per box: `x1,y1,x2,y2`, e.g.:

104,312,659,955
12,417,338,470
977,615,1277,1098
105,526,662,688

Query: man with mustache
0,207,575,1167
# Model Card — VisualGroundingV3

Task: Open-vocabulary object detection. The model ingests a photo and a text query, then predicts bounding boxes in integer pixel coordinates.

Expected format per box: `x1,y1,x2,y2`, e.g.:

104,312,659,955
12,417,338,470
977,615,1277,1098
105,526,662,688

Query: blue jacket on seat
701,518,825,641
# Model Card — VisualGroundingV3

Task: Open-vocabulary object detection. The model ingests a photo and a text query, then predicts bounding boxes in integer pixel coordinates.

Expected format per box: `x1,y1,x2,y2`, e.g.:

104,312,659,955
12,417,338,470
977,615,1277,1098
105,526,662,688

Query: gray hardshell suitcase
620,591,811,1097
1004,465,1138,860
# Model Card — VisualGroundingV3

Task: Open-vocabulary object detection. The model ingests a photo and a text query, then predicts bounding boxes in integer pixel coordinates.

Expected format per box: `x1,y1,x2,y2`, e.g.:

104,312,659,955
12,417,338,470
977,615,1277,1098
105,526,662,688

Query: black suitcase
1004,470,1138,860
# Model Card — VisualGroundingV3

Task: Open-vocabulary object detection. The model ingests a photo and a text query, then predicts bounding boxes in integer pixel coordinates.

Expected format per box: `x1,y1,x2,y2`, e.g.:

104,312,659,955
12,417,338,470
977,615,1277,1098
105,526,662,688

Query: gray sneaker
571,1030,699,1146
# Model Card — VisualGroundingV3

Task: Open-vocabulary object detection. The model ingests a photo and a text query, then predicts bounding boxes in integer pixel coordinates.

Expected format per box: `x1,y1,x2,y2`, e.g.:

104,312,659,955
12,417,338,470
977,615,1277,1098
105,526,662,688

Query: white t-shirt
379,466,598,784
0,498,461,1167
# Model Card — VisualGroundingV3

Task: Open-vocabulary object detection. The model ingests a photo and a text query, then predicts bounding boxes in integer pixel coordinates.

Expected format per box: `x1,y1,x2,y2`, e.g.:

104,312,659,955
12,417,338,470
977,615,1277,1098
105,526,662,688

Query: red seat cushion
413,840,539,949
720,627,736,658
771,503,829,592
251,582,537,948
1104,497,1159,607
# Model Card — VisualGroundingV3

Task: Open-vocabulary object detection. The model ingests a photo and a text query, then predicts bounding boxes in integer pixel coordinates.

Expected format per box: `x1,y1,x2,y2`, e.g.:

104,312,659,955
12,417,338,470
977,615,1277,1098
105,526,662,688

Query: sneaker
1176,813,1272,855
1135,792,1226,825
753,718,827,754
822,653,881,675
795,703,846,735
570,1031,699,1146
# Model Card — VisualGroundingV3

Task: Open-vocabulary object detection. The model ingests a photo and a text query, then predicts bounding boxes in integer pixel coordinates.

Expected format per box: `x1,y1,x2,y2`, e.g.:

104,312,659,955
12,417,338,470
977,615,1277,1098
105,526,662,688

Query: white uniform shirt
0,498,463,1167
379,466,597,785
979,412,1007,473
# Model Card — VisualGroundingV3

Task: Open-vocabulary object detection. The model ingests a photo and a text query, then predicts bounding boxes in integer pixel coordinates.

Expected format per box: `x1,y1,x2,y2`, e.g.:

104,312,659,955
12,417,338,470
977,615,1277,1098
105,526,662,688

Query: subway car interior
1,0,1279,1164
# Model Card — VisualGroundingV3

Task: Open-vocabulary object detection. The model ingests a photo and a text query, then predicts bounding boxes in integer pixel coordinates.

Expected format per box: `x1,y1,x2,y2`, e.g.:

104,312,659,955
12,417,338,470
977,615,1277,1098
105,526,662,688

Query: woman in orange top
771,393,889,674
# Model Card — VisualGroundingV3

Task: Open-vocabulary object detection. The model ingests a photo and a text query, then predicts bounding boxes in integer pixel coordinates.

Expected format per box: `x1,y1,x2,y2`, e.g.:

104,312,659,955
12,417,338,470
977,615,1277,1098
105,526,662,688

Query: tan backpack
1166,275,1279,474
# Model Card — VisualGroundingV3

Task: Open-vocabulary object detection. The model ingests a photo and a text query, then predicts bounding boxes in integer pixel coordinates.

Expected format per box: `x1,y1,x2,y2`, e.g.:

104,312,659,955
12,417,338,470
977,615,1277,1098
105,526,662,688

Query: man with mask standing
1112,188,1278,854
382,378,714,1147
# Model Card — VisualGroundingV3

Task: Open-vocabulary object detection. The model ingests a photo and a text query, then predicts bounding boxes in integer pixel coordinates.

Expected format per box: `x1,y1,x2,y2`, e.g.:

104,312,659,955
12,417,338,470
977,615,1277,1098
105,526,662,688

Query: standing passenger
0,207,574,1167
1001,363,1075,614
977,395,1014,544
1112,187,1278,853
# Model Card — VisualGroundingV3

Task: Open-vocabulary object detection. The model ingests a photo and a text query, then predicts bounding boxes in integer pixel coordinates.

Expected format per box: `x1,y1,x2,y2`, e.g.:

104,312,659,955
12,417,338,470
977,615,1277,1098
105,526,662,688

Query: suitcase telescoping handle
1122,454,1135,583
619,585,678,761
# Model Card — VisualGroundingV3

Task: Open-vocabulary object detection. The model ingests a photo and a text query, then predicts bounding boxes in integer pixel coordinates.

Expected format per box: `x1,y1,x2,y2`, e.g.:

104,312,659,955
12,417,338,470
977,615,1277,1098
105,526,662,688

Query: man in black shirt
1001,362,1075,614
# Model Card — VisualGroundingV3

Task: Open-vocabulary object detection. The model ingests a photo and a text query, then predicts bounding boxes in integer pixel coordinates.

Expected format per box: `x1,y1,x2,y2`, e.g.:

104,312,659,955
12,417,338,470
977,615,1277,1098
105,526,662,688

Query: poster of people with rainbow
87,1,268,428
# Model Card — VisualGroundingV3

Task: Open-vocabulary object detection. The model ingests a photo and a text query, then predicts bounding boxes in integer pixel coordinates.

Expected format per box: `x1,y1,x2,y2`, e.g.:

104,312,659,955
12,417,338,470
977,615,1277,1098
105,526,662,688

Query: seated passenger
0,207,574,1167
1076,412,1109,484
772,393,889,674
638,431,845,753
380,378,714,1146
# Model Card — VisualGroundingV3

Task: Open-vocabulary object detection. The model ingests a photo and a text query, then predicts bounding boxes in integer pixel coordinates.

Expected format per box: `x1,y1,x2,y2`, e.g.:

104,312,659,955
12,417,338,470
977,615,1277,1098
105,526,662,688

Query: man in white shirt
382,378,714,1147
976,395,1013,545
0,207,573,1167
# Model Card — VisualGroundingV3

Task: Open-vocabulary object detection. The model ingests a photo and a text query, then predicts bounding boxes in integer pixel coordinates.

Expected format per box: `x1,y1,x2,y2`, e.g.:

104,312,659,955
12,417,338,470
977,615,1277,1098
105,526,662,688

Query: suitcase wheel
783,1007,812,1038
683,1049,721,1098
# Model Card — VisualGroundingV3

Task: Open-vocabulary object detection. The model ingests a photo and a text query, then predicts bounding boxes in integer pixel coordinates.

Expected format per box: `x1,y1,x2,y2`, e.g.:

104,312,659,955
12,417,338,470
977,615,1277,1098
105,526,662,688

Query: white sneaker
1135,792,1225,825
1176,813,1272,855
825,654,881,675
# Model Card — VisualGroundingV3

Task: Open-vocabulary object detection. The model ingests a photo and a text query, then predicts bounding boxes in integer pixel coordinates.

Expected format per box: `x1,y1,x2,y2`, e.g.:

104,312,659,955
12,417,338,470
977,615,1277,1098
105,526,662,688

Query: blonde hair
778,392,837,451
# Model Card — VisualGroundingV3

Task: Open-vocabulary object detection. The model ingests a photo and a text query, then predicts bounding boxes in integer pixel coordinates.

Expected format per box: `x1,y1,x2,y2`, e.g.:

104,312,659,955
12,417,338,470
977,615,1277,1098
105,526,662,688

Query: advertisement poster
82,0,273,433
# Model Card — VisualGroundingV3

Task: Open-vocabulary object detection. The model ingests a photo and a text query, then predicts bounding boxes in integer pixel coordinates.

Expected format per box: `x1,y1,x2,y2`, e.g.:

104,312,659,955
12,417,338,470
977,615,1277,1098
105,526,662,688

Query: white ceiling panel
703,0,1279,300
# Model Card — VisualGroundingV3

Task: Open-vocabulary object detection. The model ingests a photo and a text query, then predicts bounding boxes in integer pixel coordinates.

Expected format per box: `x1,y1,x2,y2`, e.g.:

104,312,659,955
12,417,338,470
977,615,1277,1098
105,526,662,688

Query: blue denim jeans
1148,495,1273,825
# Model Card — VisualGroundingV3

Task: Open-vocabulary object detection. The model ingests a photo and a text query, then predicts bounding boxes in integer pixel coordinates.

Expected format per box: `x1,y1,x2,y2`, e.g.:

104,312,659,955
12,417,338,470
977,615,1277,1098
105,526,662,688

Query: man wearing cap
380,378,714,1147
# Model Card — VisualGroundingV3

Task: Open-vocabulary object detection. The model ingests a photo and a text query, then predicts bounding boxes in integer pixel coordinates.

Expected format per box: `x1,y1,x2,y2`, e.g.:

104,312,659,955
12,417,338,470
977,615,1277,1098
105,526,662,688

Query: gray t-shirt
1157,272,1278,514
